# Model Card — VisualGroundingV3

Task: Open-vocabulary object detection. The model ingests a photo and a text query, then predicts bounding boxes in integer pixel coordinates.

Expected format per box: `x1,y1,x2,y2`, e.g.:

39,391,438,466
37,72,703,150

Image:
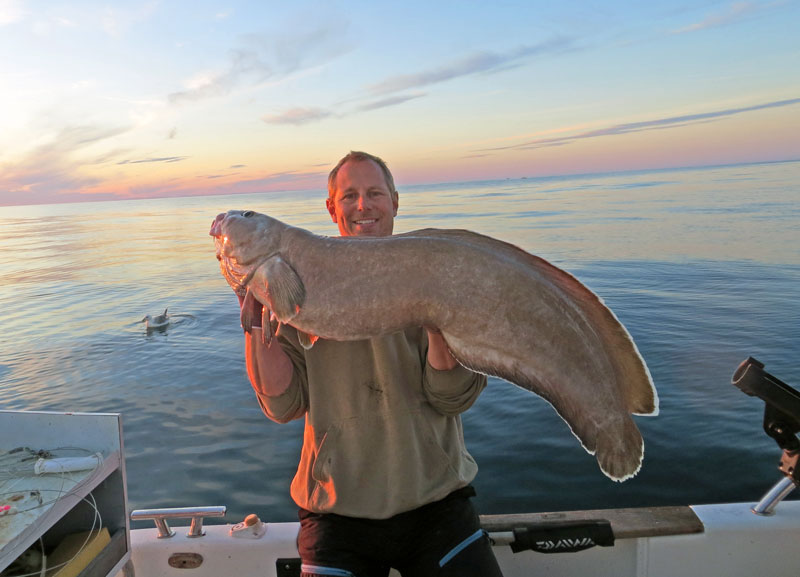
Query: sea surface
1,161,799,526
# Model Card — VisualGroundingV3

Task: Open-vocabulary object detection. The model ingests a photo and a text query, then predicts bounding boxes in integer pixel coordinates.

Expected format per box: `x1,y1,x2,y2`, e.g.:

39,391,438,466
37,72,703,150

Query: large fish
210,210,658,481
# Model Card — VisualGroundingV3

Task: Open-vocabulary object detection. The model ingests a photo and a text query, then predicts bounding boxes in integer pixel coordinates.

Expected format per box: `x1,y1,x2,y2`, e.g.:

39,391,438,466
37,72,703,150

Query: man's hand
239,289,284,346
425,327,458,370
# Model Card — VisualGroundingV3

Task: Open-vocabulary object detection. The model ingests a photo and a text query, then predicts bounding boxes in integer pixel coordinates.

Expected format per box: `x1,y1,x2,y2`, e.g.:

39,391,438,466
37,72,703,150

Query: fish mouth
213,236,224,261
210,216,222,237
215,239,249,296
210,212,227,240
210,214,228,261
209,212,262,297
209,213,242,291
209,210,276,296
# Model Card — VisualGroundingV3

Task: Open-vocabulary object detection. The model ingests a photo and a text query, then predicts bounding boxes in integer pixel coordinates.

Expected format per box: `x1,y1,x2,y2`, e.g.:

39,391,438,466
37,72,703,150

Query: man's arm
245,328,310,423
245,328,295,397
238,292,294,397
239,292,307,422
422,328,487,415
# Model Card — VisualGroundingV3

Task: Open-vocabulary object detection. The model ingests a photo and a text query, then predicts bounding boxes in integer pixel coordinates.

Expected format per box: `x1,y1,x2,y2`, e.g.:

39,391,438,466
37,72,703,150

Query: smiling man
326,152,398,237
240,151,502,577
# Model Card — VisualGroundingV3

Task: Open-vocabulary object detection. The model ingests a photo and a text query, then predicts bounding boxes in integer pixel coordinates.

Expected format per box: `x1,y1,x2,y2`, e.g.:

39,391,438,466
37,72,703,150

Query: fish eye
242,210,254,217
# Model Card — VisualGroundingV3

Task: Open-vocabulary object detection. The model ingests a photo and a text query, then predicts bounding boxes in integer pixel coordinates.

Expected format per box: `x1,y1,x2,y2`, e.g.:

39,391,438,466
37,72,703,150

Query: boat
2,358,798,577
125,499,800,577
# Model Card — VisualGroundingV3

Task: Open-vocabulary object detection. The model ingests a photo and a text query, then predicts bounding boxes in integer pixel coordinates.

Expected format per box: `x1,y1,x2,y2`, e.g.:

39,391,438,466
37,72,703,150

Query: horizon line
2,157,798,209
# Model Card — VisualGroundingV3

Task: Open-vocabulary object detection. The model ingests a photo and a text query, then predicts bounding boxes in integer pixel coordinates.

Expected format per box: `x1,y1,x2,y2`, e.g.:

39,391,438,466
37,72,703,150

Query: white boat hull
124,500,800,577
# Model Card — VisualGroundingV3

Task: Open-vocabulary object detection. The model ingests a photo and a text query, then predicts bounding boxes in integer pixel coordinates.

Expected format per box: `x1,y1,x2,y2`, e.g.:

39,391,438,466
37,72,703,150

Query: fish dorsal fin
262,255,305,322
297,330,319,350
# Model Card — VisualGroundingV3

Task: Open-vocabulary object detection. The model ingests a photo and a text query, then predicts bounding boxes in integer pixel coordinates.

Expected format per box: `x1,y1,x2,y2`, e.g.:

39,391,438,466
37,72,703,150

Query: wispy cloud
112,164,328,201
267,38,574,127
263,93,429,126
262,92,428,125
169,48,272,103
169,20,351,104
199,164,247,180
117,156,188,165
367,38,574,96
262,107,334,125
357,93,425,112
671,1,773,34
485,97,800,152
0,124,130,205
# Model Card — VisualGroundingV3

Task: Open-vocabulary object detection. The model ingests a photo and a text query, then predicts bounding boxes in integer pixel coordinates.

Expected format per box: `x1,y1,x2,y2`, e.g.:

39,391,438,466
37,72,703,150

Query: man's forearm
245,328,295,397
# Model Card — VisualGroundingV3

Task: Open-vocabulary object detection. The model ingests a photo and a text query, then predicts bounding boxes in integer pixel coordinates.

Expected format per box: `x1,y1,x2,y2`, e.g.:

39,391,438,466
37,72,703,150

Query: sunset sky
1,0,798,206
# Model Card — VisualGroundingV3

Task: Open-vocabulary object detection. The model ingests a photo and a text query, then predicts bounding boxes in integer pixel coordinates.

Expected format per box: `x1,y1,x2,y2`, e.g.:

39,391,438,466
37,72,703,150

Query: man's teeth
355,219,376,224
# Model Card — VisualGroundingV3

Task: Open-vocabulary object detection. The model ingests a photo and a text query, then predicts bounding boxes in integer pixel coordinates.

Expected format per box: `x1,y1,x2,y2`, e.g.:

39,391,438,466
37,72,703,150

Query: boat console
732,356,800,515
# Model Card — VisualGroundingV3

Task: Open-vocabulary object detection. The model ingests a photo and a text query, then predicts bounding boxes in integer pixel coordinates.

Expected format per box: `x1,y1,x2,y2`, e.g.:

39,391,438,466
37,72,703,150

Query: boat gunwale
480,505,704,539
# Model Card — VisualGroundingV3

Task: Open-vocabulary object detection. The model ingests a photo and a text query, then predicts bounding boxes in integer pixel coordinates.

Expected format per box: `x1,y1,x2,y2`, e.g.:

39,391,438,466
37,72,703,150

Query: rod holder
752,477,797,516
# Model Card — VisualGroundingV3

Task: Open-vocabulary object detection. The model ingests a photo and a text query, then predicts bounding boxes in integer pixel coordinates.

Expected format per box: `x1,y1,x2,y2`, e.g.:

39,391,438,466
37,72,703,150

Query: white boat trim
122,499,800,577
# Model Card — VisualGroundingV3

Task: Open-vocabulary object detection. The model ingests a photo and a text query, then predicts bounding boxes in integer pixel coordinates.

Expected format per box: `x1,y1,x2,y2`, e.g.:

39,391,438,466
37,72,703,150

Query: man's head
326,151,399,237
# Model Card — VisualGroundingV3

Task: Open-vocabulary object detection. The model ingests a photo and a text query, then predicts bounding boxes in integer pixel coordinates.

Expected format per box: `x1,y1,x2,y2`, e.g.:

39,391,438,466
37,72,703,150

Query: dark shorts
297,486,504,577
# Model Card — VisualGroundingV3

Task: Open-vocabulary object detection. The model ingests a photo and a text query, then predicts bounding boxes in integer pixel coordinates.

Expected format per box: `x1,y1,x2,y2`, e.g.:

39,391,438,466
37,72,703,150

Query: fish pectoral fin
240,288,259,333
260,302,272,346
297,330,319,350
262,256,306,322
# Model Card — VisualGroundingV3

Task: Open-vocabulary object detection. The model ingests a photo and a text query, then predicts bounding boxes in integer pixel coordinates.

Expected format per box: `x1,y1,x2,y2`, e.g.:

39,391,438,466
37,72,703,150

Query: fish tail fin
619,351,658,417
601,318,658,416
595,416,644,482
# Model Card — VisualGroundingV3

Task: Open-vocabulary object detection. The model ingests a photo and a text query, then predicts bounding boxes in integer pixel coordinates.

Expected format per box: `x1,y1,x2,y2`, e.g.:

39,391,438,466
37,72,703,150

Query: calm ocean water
1,161,799,525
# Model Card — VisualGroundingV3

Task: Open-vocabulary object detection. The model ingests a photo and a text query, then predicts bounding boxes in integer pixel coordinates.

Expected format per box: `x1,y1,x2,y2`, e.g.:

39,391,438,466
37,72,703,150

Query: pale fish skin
210,210,659,481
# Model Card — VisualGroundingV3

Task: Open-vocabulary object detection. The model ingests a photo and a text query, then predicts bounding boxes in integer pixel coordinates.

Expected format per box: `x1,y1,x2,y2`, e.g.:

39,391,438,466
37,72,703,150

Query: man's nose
357,194,368,210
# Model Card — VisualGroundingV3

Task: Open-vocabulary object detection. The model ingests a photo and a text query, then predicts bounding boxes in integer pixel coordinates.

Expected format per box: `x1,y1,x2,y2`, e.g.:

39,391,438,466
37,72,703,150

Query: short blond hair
327,151,397,199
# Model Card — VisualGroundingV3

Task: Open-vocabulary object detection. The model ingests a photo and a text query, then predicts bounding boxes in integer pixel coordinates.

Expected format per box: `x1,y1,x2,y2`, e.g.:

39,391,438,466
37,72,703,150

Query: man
240,151,503,577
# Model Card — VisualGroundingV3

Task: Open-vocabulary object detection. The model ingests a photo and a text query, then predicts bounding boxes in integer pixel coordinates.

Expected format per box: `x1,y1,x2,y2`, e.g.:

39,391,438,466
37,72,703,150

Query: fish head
210,210,282,293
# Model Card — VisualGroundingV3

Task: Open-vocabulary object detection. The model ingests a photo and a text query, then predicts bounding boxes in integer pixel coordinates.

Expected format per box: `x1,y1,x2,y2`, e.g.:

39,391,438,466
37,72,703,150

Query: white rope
1,445,107,577
4,492,103,577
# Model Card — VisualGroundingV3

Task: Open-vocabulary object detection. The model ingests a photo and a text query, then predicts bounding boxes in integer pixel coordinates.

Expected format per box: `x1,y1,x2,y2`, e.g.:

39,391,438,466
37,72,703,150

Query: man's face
326,159,398,237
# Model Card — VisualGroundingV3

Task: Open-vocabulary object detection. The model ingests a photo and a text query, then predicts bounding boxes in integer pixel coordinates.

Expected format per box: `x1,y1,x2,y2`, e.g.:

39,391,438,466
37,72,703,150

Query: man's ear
326,197,337,223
